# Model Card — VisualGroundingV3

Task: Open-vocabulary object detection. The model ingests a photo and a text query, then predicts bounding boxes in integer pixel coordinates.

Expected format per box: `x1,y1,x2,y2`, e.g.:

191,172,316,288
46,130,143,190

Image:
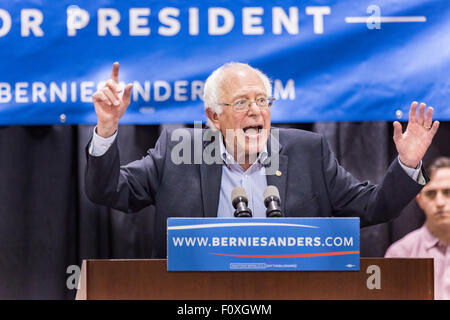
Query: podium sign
167,218,359,271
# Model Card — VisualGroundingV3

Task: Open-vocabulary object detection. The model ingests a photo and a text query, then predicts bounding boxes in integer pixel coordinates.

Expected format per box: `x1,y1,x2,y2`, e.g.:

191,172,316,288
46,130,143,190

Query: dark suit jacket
85,127,426,258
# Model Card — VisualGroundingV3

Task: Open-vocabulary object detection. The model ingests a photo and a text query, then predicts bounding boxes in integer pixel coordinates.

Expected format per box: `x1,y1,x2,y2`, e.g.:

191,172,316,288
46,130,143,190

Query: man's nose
435,191,447,207
247,101,261,115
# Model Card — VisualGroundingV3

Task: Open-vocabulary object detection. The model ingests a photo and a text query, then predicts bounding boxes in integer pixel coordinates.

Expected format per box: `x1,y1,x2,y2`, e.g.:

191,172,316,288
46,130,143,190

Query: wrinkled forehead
218,66,266,101
422,168,450,191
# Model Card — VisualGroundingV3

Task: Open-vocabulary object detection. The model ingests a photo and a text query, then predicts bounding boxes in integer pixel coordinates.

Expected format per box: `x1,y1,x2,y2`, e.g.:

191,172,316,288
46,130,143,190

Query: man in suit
85,62,439,258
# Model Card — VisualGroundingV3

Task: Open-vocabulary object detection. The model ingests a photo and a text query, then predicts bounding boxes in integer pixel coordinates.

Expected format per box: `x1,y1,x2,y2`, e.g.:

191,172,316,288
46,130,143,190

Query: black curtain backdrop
0,121,448,299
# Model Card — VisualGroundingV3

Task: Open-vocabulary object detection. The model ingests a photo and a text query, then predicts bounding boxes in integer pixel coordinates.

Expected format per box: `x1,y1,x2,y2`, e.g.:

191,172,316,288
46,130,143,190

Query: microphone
264,186,283,217
231,187,252,217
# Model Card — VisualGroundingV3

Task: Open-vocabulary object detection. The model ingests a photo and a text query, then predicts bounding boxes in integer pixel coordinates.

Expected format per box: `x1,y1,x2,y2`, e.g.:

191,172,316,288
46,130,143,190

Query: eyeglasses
219,97,275,113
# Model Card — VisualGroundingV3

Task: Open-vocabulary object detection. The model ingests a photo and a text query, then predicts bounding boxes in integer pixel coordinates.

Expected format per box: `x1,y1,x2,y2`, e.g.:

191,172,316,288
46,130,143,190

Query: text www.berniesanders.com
172,236,354,247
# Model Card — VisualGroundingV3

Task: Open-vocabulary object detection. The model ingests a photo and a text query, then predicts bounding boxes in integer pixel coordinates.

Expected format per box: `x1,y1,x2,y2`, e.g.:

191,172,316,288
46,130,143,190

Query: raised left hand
393,101,439,168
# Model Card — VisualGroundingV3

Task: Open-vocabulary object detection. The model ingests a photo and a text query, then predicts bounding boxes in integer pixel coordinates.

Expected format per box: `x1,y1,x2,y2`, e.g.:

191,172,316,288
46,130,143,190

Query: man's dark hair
427,157,450,176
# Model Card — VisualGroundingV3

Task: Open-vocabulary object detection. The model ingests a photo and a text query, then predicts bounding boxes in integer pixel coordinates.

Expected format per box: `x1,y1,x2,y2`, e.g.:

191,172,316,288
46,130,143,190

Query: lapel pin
276,170,282,176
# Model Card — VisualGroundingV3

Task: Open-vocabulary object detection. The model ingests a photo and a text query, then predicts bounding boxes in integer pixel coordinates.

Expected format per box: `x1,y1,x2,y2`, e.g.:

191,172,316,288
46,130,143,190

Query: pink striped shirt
385,225,450,300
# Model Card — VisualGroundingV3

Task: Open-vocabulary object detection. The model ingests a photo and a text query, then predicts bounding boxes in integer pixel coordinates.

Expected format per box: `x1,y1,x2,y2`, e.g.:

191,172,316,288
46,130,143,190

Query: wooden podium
75,258,433,300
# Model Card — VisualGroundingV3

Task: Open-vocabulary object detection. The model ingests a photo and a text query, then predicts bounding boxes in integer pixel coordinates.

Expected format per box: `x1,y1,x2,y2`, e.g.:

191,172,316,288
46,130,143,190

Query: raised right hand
92,62,133,138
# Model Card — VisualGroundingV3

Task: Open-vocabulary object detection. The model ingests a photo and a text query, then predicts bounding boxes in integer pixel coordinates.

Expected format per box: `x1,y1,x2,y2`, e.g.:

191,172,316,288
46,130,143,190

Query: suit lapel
200,162,222,217
200,130,222,217
266,155,288,215
265,128,288,216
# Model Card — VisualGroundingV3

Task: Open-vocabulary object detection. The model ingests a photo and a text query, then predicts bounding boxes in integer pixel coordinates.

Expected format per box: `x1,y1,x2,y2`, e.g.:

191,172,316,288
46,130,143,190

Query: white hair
203,62,272,130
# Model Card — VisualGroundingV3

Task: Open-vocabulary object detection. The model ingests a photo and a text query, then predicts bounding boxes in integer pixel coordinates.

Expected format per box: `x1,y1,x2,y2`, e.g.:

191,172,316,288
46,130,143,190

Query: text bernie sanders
0,6,332,37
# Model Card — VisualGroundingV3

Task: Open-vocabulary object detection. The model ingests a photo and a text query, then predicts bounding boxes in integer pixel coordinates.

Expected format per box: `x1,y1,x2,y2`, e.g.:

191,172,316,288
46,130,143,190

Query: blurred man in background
385,157,450,300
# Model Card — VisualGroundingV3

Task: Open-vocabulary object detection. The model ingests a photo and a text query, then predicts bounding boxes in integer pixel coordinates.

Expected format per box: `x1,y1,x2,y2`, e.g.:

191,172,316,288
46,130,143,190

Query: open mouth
243,125,263,137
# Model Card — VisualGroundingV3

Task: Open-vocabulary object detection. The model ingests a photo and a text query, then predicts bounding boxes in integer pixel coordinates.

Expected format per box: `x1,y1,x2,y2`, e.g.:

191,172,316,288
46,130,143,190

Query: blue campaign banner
0,0,449,125
167,218,360,271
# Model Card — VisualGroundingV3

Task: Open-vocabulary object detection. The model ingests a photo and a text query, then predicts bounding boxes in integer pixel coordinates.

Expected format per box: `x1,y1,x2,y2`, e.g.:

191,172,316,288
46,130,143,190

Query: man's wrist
90,126,117,156
397,157,424,184
398,156,420,169
96,123,118,138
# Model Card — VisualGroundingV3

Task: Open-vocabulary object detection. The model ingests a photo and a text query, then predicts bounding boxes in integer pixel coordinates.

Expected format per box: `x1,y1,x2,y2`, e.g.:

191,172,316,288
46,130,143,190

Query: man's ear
416,192,425,211
205,108,220,130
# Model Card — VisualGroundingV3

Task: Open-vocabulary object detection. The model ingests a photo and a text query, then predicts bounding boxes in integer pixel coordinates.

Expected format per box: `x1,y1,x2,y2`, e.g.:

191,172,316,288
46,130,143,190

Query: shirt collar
218,132,268,168
422,225,442,250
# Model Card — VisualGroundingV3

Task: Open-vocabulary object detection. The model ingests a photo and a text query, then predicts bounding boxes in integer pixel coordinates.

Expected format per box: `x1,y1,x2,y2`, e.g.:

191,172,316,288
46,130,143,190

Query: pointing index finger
111,62,119,83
